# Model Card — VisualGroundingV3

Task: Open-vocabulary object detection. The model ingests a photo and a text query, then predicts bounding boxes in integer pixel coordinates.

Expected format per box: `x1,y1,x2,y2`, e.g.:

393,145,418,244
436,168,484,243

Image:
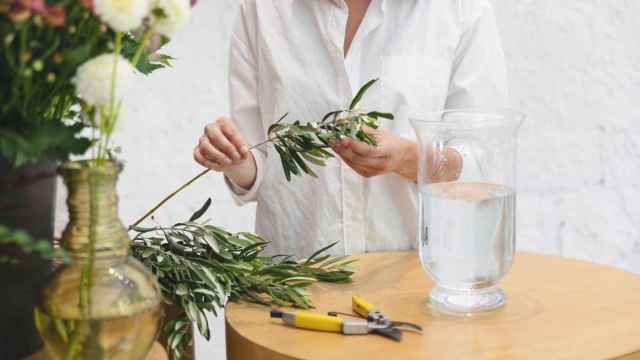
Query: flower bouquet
0,0,194,359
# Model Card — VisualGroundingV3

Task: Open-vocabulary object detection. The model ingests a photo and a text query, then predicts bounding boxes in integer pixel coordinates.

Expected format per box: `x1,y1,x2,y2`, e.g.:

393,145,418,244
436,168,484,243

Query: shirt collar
327,0,387,13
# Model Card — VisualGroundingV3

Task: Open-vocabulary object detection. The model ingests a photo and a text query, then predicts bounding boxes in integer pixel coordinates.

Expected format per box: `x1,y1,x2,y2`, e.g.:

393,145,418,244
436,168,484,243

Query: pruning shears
270,295,422,341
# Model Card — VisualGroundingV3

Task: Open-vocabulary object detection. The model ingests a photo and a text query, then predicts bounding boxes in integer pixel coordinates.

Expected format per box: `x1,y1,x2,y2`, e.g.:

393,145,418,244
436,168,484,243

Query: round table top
225,252,640,360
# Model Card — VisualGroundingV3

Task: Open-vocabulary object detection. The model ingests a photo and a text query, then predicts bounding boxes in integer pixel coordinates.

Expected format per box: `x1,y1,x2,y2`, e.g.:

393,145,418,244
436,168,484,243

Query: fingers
343,158,377,178
341,137,384,158
193,145,224,171
196,116,254,173
331,141,387,178
205,125,240,161
219,119,250,159
204,117,247,163
199,136,233,165
333,139,387,169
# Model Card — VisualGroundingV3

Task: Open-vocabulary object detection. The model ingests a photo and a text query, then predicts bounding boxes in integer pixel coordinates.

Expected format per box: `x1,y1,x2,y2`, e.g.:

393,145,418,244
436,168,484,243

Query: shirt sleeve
446,1,508,182
224,3,266,205
445,0,508,109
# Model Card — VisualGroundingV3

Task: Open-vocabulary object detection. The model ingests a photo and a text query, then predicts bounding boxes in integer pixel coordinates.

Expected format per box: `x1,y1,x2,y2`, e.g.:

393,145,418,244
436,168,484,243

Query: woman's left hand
331,127,418,181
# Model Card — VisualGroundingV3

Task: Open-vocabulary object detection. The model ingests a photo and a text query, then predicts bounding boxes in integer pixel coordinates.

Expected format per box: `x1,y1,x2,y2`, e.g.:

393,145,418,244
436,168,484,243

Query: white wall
493,0,640,271
54,1,640,359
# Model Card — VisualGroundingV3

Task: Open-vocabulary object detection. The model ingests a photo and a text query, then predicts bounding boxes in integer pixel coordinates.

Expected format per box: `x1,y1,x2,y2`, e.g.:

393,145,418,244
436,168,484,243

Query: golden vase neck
59,161,128,260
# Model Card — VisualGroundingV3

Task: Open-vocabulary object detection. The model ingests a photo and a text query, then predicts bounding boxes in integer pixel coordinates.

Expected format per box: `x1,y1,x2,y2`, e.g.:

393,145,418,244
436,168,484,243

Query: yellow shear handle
293,311,343,333
352,295,375,318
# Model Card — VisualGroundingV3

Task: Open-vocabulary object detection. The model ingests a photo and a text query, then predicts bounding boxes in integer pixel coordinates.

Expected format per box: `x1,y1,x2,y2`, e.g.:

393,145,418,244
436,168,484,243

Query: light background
54,1,640,358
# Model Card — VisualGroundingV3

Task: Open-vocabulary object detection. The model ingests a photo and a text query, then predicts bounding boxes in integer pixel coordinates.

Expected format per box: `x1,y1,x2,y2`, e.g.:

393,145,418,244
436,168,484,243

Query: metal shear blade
391,321,423,332
373,326,403,341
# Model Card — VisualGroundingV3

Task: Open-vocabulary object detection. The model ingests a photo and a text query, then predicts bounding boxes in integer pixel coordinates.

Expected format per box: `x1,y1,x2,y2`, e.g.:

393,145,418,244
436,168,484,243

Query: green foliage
1,2,105,166
0,2,173,167
130,199,355,360
265,79,394,180
0,225,69,264
121,33,173,75
0,122,92,167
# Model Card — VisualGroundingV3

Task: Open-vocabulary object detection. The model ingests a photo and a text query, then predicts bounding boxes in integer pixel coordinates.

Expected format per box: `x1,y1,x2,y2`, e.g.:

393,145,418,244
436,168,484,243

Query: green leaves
0,3,110,166
263,78,393,182
0,121,93,168
350,78,378,110
367,111,394,120
165,315,191,360
188,197,212,222
0,225,70,264
130,199,355,359
1,5,177,168
121,33,174,75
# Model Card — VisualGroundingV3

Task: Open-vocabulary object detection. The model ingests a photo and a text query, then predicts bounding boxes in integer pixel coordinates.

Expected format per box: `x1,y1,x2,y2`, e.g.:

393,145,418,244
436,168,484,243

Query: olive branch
130,199,355,359
131,78,392,227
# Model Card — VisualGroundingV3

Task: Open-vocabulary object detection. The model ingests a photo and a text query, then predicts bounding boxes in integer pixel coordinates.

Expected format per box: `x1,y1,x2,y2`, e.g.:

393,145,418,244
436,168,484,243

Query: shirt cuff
224,148,265,205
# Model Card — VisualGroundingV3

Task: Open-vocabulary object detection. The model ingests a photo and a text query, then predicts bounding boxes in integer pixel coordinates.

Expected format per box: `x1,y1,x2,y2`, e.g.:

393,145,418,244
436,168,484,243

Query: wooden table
226,252,640,360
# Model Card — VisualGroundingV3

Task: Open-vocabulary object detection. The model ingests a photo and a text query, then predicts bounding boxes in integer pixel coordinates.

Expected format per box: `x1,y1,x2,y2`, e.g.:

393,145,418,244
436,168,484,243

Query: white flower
94,0,151,33
153,0,191,38
73,54,136,106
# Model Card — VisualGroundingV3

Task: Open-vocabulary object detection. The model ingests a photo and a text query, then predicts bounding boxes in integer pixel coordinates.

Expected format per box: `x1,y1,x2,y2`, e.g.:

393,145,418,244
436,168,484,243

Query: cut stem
130,139,279,228
131,169,210,228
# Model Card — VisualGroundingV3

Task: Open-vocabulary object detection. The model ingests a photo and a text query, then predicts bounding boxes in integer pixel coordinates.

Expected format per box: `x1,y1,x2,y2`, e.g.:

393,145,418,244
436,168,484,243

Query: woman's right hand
194,117,257,189
194,117,250,171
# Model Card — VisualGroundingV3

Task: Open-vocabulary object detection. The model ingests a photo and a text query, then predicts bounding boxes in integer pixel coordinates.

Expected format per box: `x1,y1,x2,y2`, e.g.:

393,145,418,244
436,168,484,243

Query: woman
193,0,507,257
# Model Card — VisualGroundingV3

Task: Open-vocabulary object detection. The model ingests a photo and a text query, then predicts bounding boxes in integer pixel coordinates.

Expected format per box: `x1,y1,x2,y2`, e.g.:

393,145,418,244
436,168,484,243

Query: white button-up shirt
225,0,507,257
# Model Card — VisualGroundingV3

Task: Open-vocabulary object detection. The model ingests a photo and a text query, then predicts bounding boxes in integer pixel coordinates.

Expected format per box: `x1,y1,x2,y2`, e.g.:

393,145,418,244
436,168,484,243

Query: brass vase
34,161,162,360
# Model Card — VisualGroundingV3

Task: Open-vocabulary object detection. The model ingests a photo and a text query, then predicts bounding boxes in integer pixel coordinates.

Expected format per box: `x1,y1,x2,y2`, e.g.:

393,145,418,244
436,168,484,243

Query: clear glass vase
411,109,524,315
34,161,162,359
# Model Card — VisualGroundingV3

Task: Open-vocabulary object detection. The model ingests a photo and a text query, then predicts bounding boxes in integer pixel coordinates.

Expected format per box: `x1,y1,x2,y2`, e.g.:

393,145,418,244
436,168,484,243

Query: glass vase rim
409,108,526,128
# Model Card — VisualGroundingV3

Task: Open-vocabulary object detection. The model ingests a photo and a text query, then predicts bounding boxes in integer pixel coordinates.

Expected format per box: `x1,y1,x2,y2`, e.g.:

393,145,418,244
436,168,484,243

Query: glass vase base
428,286,505,315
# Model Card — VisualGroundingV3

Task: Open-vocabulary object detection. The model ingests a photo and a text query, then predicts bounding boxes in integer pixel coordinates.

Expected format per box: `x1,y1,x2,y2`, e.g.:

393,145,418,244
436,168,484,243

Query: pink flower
4,0,66,26
29,0,45,12
6,0,32,22
43,5,65,27
81,0,94,11
8,7,31,23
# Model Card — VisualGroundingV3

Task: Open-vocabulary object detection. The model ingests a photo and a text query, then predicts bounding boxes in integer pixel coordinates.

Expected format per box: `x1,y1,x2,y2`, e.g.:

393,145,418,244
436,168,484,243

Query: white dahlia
153,0,191,38
94,0,151,33
73,54,136,106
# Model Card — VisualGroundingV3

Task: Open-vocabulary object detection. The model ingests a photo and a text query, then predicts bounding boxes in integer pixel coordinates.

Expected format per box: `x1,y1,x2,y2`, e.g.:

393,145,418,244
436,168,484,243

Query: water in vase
419,182,515,313
34,307,161,360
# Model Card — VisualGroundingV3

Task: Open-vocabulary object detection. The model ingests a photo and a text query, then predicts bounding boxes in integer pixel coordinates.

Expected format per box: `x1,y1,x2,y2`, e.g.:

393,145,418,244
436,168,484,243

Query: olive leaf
350,78,379,110
188,198,212,222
